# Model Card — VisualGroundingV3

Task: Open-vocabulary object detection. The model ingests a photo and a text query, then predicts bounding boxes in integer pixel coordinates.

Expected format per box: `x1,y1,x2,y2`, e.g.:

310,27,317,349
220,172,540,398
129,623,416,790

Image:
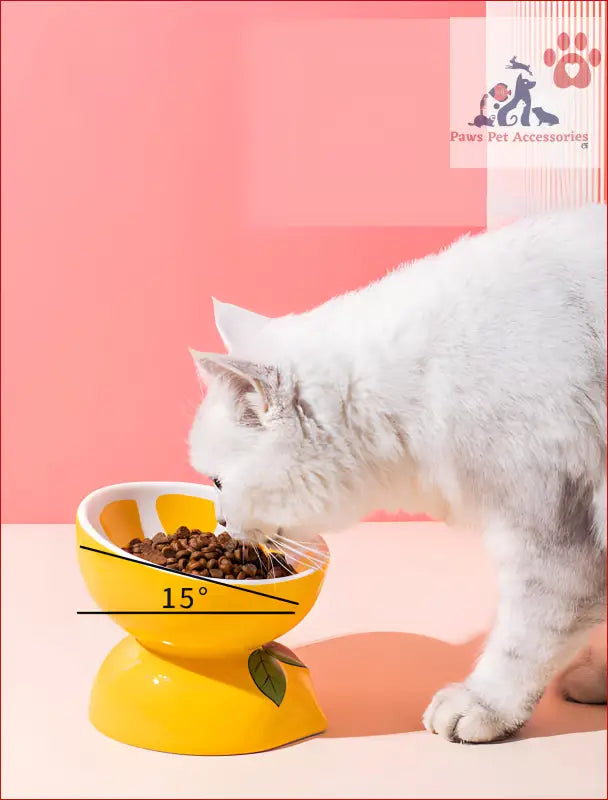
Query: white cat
189,203,607,742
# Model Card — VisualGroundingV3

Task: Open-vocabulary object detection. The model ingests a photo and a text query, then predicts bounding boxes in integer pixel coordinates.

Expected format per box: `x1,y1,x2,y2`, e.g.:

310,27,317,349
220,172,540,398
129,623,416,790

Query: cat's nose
217,518,226,527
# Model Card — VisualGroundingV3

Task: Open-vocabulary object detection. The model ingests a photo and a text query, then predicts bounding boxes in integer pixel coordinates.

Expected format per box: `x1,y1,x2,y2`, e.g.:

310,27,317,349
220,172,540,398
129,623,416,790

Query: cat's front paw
422,683,523,743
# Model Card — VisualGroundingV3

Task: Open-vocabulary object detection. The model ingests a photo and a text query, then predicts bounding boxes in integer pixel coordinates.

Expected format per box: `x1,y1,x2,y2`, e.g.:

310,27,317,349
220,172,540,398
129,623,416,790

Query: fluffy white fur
189,204,607,742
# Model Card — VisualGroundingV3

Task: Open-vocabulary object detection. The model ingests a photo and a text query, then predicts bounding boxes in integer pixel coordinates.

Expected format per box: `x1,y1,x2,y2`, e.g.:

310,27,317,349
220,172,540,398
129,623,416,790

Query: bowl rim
76,481,328,584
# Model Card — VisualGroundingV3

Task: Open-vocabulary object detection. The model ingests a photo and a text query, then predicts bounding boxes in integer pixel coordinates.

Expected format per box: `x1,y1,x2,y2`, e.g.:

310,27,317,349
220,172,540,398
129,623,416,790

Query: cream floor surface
1,523,606,799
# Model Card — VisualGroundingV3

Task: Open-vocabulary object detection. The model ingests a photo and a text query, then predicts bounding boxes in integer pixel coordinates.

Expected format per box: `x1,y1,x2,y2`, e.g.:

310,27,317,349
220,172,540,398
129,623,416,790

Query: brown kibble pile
123,526,296,580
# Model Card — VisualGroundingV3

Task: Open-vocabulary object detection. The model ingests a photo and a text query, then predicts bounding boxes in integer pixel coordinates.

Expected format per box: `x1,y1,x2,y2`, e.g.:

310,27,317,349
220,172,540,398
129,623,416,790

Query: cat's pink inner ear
190,348,220,382
220,358,274,413
190,350,274,415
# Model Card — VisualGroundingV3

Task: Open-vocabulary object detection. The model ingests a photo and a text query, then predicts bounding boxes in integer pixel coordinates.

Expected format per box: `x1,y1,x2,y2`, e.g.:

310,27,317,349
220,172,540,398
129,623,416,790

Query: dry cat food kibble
123,527,297,580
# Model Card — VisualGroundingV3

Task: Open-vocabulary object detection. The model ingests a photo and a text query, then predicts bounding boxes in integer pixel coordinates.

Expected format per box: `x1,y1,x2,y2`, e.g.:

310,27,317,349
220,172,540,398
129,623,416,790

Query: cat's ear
189,349,278,422
212,298,269,353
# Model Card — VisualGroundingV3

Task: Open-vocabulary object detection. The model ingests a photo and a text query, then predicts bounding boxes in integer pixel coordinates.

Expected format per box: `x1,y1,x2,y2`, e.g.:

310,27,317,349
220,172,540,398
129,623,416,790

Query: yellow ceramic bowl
76,482,329,754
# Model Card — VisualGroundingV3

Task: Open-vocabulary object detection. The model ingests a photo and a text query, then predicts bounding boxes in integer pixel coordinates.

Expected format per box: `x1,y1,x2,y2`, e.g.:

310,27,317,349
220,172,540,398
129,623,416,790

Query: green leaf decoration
248,648,286,706
263,640,307,669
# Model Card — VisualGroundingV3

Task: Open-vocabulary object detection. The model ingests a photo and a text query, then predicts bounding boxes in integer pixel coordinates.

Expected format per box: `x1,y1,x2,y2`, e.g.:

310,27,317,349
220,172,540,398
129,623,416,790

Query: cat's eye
212,477,222,491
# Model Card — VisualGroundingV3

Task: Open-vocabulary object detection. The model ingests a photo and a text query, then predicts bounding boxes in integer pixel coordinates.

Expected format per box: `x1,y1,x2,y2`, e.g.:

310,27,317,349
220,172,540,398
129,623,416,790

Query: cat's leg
558,624,607,704
423,525,606,742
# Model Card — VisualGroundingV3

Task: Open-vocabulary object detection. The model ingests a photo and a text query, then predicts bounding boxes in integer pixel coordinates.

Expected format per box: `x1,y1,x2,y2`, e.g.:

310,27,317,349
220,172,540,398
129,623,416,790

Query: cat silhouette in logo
506,55,533,76
469,93,495,127
497,74,536,126
533,107,560,126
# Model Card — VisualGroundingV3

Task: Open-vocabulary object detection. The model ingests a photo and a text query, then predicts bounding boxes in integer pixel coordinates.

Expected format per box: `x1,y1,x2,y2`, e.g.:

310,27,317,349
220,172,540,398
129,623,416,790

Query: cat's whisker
262,539,281,562
269,537,327,570
275,534,328,560
253,543,267,577
274,533,317,549
265,545,289,573
264,537,302,571
273,534,329,565
277,542,327,569
274,540,325,566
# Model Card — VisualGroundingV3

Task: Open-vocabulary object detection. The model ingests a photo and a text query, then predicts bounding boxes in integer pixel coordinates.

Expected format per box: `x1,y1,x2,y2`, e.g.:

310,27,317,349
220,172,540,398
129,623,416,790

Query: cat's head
188,300,367,546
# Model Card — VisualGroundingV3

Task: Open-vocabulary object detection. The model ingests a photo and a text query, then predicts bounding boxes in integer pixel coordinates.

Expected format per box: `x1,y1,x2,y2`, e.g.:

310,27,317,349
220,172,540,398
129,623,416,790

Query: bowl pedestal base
89,635,327,755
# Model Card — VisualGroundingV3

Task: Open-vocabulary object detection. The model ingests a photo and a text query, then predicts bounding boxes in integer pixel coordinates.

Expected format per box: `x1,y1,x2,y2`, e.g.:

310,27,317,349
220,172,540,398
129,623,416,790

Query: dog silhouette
497,74,536,126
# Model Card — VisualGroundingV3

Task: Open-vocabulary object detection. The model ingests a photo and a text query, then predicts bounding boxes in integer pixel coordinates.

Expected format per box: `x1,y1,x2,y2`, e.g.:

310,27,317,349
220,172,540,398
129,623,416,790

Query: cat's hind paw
559,648,607,705
422,683,523,743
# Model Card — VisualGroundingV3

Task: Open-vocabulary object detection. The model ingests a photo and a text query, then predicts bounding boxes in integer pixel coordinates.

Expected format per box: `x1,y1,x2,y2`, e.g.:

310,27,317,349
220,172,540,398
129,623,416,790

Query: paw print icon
544,32,601,89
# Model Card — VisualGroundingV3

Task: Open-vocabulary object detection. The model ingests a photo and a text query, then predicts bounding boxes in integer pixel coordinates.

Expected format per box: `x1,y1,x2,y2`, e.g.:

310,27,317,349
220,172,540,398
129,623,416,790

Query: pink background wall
1,1,486,523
